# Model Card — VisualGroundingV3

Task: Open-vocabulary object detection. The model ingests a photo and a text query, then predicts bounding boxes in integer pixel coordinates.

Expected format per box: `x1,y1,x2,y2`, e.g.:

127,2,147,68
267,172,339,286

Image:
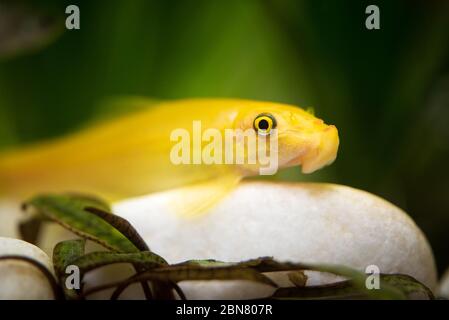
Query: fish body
0,98,339,212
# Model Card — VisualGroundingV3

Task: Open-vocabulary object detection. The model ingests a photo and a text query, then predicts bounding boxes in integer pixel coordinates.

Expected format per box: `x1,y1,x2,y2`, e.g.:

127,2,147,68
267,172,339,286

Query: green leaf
176,257,305,271
109,266,278,300
52,239,86,300
24,194,139,253
62,193,111,212
272,274,435,300
84,206,149,252
381,274,434,299
177,258,416,300
70,251,167,274
144,266,277,287
24,193,161,300
302,264,406,300
175,259,236,268
53,239,86,278
249,260,406,300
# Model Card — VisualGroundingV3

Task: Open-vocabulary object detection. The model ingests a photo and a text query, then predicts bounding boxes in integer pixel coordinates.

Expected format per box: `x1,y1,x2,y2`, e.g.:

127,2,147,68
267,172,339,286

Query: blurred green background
1,0,449,273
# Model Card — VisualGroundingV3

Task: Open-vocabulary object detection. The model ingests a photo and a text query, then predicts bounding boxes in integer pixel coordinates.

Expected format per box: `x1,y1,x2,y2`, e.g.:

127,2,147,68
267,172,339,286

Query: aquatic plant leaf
109,266,278,299
176,256,306,271
23,194,139,253
272,274,435,300
175,259,236,268
62,193,111,212
53,239,85,300
70,251,167,274
23,193,163,299
177,257,429,299
248,260,406,299
381,274,434,299
53,239,86,278
84,206,150,252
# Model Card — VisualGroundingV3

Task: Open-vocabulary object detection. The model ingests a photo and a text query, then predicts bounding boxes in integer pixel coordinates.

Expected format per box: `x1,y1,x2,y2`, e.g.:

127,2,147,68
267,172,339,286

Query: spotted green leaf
24,194,139,253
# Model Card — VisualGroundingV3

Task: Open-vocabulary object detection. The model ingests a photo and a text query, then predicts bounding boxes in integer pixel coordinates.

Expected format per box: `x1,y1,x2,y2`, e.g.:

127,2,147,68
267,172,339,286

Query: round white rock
0,237,55,300
107,182,437,299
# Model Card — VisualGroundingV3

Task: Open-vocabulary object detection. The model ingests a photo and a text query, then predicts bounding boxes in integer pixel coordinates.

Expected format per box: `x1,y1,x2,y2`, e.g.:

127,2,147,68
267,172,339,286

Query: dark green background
1,0,449,274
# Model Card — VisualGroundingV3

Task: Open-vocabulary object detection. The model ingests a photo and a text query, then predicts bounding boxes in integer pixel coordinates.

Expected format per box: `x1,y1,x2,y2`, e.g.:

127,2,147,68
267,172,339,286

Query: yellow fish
0,98,339,215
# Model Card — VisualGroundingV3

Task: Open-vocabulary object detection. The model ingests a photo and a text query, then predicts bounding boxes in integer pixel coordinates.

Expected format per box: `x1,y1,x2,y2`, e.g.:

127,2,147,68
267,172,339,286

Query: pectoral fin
168,174,241,218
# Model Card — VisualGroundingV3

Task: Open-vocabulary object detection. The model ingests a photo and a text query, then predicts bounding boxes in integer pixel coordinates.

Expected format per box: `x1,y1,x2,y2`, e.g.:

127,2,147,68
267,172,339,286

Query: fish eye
253,113,277,135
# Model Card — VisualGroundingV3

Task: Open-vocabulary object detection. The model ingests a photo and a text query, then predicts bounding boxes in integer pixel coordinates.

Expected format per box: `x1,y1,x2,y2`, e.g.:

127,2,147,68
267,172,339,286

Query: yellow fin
169,174,241,218
305,106,315,116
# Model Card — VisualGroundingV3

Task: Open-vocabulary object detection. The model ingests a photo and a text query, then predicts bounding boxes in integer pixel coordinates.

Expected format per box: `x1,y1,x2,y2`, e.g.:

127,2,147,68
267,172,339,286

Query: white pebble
0,237,55,300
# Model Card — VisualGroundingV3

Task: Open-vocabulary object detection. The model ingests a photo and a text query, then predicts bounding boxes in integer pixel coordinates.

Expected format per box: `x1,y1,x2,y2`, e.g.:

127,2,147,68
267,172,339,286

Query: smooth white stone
107,182,437,299
0,237,55,300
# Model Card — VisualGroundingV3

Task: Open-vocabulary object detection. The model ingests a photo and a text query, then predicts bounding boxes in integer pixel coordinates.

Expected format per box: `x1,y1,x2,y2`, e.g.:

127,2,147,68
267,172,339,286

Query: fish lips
280,125,339,174
300,125,339,174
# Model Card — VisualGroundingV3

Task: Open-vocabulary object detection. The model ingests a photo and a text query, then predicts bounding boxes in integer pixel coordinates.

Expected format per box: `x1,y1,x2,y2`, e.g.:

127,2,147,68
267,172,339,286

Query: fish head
233,101,339,175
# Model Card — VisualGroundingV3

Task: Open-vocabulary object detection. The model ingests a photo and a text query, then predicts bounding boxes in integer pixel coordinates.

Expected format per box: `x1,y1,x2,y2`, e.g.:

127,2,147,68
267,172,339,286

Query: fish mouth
282,125,339,173
300,125,339,173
